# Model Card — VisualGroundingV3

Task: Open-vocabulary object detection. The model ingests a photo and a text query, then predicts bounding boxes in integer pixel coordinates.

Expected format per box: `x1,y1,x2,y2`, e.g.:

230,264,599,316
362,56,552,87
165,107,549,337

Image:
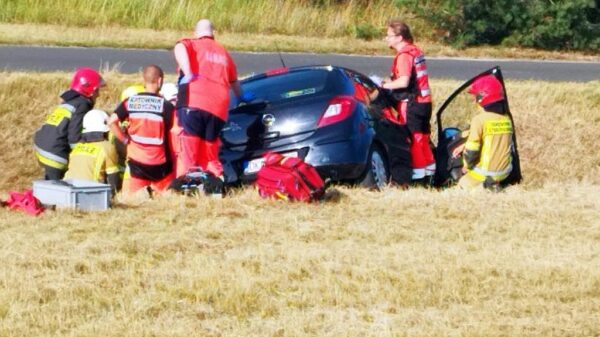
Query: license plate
243,152,298,174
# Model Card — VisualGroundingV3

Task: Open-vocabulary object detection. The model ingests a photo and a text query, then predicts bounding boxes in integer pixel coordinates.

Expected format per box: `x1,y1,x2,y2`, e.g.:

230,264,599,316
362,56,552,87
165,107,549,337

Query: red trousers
410,132,436,178
177,133,223,178
175,108,225,178
398,100,436,179
123,171,174,196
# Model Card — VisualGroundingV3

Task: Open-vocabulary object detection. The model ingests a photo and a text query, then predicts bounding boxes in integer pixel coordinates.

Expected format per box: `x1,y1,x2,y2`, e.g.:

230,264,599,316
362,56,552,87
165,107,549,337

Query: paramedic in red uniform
173,19,242,183
381,19,436,184
109,65,175,196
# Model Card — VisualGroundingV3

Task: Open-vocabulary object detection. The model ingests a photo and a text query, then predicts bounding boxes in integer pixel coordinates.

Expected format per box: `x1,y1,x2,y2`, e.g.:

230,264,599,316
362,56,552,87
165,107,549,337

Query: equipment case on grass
33,179,111,211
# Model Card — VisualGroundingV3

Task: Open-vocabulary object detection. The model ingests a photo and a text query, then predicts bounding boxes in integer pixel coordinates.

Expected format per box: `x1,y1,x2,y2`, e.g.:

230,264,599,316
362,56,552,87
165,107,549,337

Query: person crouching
63,109,120,194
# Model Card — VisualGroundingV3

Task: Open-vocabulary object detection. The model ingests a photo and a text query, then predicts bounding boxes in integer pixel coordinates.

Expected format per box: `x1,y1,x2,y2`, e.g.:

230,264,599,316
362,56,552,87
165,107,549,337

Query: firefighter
34,67,105,180
454,75,514,191
381,19,436,185
173,19,243,195
63,109,120,193
108,65,175,197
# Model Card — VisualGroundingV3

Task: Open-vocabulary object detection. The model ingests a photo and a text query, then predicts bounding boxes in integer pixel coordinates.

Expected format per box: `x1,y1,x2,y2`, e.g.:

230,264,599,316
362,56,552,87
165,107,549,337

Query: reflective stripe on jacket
34,90,93,163
391,44,432,103
464,111,514,182
115,93,174,166
34,144,69,170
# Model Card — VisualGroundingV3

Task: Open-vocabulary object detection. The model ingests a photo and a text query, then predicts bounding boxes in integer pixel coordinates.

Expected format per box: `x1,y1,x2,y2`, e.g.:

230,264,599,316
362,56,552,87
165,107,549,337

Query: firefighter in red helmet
34,67,105,180
454,74,514,190
382,19,436,185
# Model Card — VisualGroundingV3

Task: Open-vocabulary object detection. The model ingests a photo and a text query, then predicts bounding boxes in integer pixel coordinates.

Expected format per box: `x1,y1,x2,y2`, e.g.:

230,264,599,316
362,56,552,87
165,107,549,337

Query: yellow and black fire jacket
463,110,514,182
34,90,93,170
64,132,120,192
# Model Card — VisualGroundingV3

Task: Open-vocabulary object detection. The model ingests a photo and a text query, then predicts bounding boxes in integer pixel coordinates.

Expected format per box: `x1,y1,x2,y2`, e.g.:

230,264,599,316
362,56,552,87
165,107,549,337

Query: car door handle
260,131,280,140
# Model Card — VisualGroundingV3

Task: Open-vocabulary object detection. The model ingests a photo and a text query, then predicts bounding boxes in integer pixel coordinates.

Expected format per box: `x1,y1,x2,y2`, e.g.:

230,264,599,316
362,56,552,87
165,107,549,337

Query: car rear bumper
222,136,370,184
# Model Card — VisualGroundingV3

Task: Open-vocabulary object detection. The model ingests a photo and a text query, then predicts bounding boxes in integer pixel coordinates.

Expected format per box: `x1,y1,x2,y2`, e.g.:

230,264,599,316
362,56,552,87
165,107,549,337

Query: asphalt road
1,45,598,82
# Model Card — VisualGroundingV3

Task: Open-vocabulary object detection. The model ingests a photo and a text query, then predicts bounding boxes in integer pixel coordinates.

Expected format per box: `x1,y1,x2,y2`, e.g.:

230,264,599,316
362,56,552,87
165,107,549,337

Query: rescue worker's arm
67,103,91,147
109,103,130,144
174,43,191,77
382,75,410,90
231,80,242,99
226,52,242,100
463,117,483,170
382,53,411,90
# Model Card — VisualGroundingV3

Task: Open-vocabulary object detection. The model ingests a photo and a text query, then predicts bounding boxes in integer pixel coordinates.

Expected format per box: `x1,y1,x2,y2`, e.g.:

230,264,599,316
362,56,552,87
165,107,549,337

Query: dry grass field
0,72,598,336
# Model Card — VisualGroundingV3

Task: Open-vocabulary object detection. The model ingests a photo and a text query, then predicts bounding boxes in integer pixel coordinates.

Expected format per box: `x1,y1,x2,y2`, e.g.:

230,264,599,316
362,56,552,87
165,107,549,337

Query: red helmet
468,75,504,107
70,68,105,98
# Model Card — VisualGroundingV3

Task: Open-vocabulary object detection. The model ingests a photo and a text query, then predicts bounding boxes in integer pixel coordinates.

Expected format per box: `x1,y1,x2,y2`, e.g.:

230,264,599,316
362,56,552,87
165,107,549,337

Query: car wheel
360,145,389,190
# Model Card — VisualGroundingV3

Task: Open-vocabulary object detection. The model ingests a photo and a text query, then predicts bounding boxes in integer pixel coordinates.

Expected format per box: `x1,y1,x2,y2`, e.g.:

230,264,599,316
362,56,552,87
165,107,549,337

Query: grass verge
1,23,599,61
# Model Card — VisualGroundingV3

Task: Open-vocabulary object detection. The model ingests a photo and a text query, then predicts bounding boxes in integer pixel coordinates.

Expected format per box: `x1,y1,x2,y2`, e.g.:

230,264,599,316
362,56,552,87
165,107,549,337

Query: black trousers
43,165,65,180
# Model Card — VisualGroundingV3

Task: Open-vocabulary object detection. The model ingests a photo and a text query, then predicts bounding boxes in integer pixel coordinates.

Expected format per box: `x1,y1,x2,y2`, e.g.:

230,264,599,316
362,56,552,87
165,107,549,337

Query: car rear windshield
241,69,333,104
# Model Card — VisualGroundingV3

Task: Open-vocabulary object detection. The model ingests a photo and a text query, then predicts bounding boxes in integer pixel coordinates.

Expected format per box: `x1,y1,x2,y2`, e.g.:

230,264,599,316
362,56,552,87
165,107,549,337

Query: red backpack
256,152,326,202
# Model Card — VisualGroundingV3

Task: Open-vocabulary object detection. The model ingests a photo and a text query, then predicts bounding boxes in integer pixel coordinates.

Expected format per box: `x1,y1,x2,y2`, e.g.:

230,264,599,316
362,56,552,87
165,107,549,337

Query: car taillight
317,95,356,128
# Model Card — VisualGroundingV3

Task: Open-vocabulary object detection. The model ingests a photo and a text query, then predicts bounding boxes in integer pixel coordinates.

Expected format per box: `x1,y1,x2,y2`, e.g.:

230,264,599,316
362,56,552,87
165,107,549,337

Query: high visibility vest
125,94,168,166
391,44,432,103
177,37,238,120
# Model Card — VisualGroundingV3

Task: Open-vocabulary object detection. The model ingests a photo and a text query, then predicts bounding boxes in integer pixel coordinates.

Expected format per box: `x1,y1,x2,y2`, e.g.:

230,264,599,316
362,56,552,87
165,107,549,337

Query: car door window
347,72,387,118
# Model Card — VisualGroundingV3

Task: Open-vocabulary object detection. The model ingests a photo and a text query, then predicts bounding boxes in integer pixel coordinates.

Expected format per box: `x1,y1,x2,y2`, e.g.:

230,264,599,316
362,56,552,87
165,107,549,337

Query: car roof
241,65,364,83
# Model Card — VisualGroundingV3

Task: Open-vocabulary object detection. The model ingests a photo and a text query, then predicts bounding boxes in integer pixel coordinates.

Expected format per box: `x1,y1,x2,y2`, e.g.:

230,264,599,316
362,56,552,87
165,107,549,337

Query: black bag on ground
168,169,224,196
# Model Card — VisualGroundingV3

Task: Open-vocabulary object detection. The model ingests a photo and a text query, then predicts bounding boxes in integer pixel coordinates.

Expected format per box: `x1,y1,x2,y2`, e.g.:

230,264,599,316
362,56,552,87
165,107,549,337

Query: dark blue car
220,65,412,189
220,65,522,189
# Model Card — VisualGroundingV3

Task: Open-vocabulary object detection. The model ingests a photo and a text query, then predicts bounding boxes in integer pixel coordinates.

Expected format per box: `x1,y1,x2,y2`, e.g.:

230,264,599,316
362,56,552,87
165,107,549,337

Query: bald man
173,19,241,186
109,64,175,196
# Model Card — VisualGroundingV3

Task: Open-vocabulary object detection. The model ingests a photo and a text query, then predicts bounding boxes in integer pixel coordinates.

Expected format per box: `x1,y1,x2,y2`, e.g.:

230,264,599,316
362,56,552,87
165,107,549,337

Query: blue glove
178,74,194,85
239,92,256,103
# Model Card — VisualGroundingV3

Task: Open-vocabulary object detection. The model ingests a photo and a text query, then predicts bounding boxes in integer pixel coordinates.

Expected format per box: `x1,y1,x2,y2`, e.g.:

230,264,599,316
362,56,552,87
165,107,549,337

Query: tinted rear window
241,69,332,104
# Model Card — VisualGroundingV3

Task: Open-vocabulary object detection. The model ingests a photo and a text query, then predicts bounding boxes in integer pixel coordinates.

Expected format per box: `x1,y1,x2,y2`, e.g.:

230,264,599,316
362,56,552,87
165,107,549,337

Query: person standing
34,67,105,180
173,19,242,193
381,19,436,185
108,65,175,196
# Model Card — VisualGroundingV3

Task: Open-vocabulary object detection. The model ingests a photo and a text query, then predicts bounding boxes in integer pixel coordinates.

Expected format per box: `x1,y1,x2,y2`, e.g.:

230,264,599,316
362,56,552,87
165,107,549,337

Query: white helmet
160,82,178,103
83,109,109,133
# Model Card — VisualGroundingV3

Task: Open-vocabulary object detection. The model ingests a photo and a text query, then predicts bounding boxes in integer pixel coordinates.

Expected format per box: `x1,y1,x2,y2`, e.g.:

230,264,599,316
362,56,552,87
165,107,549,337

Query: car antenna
274,41,287,68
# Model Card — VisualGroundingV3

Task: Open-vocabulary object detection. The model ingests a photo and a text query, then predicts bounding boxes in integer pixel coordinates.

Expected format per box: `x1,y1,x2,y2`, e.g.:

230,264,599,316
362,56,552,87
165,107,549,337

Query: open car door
433,67,522,187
